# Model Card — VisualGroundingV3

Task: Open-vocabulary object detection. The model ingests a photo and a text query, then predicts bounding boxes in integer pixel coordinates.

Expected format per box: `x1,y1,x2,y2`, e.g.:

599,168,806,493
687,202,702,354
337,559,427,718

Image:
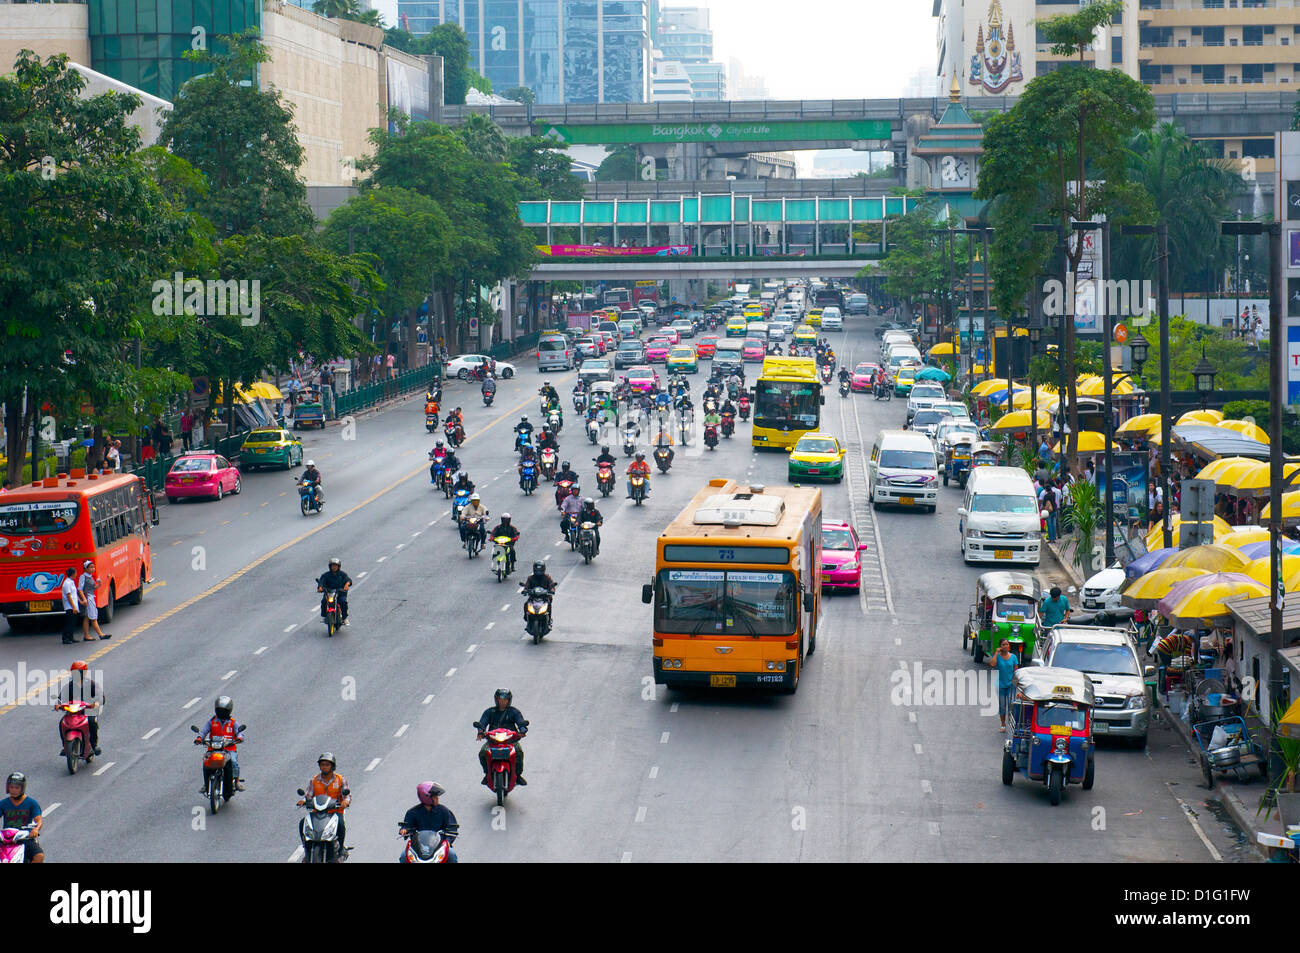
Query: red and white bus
0,469,155,627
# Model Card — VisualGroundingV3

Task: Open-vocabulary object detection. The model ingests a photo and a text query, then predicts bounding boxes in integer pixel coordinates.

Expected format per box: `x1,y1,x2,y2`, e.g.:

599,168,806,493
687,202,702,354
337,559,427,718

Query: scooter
444,419,463,449
399,825,457,864
820,365,833,385
320,588,343,637
473,721,527,806
573,391,587,413
654,446,672,474
491,535,514,581
554,478,576,510
586,417,601,444
521,584,553,644
425,412,439,433
547,408,563,434
737,395,751,421
518,459,538,495
595,461,616,497
452,487,472,525
629,472,648,505
298,478,323,516
578,520,599,564
703,424,719,451
515,431,534,455
56,699,95,775
539,447,557,482
463,516,485,559
192,723,245,814
0,824,37,864
481,388,495,407
839,378,851,397
720,412,735,438
429,455,448,491
622,426,638,457
873,380,892,401
298,788,349,863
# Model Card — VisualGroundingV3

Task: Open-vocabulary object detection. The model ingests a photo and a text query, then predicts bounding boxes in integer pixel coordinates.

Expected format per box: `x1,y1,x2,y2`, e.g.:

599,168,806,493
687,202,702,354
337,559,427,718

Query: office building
650,54,694,100
652,5,726,98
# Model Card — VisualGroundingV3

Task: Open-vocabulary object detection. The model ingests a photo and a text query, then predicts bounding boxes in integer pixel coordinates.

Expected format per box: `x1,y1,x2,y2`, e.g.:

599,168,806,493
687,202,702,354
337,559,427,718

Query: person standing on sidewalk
988,639,1019,732
180,410,194,451
60,567,82,644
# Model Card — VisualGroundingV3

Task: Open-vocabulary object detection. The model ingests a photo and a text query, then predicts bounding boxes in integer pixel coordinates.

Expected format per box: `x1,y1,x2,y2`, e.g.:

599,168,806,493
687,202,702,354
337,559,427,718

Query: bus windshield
655,569,797,636
0,500,81,534
754,379,819,430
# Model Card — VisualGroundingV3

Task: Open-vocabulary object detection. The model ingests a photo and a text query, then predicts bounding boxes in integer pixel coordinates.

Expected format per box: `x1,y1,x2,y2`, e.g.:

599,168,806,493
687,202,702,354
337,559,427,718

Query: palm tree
312,0,350,17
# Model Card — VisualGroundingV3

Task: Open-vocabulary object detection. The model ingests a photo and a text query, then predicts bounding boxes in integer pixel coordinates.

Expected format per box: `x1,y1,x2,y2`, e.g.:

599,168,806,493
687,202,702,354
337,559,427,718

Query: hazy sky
370,0,938,100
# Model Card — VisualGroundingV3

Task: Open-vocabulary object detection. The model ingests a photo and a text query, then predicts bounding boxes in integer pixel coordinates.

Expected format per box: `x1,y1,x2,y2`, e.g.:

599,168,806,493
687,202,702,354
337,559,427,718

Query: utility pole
981,225,992,385
1100,221,1114,565
1267,220,1285,783
1158,223,1172,551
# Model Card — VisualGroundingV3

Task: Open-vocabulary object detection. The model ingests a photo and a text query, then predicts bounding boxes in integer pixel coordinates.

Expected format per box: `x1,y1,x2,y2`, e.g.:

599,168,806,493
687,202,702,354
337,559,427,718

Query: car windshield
1051,642,1140,677
970,494,1038,514
244,432,284,444
171,458,214,472
670,349,693,359
1035,702,1088,730
654,569,797,636
797,438,837,454
911,387,944,399
912,411,951,427
0,500,82,534
585,360,610,369
822,528,854,550
879,449,935,470
996,595,1036,618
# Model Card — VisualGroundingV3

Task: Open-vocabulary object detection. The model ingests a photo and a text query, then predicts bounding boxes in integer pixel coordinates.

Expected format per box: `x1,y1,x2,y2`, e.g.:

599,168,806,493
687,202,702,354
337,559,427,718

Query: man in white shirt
104,441,121,472
60,567,82,644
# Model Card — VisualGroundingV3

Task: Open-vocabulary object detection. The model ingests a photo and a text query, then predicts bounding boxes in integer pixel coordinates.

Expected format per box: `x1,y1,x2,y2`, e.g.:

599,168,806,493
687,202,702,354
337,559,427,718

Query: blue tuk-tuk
944,434,975,488
293,398,325,430
1002,667,1096,805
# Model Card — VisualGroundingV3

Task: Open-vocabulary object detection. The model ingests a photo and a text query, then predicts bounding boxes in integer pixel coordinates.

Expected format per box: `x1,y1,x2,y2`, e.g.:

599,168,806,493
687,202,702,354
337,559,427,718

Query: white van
886,346,922,373
868,430,939,512
820,306,843,330
957,467,1042,566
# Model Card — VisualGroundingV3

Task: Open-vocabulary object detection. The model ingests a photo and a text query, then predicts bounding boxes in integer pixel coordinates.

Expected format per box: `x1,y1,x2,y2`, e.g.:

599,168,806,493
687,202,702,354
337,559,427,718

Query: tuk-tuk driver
1040,586,1071,628
988,638,1018,732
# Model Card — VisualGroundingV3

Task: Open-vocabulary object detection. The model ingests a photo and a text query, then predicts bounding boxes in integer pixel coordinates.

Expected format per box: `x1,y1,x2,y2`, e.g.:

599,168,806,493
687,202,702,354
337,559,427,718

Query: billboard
539,119,892,146
386,56,431,130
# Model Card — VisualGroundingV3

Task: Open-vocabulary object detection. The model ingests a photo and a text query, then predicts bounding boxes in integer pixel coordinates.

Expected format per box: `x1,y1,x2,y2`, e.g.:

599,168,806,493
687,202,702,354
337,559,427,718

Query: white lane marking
928,822,941,836
365,758,381,772
288,846,304,863
467,644,478,653
394,543,405,551
908,711,917,723
446,668,457,677
635,806,647,823
377,556,387,563
428,519,438,527
423,694,435,705
44,802,61,816
621,852,632,863
182,697,201,710
920,779,933,794
648,766,659,779
1168,783,1223,862
93,761,116,777
221,670,237,681
500,604,510,612
554,540,564,547
411,532,421,538
660,732,670,744
142,727,160,741
894,637,901,646
357,571,368,579
913,743,923,755
395,724,409,738
255,646,268,655
669,703,679,713
485,622,495,630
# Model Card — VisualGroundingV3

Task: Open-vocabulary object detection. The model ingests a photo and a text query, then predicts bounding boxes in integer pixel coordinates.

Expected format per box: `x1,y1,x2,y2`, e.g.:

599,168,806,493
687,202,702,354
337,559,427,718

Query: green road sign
540,119,894,146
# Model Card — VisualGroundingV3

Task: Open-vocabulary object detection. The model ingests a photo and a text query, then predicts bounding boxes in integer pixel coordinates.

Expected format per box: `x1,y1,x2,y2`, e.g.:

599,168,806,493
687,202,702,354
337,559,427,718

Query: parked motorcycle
473,721,527,806
491,535,514,581
320,588,343,637
521,584,553,644
595,461,615,497
298,788,349,863
518,459,538,495
56,699,95,775
629,472,648,505
298,478,323,516
191,723,245,814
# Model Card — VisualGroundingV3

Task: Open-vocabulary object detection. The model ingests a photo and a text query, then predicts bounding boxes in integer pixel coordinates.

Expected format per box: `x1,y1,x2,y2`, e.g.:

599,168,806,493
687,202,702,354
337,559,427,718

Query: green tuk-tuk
963,571,1041,665
293,399,325,430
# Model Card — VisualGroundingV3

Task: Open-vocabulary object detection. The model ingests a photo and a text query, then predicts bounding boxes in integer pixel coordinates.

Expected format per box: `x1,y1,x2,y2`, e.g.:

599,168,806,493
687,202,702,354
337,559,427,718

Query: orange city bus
641,479,822,694
0,469,156,626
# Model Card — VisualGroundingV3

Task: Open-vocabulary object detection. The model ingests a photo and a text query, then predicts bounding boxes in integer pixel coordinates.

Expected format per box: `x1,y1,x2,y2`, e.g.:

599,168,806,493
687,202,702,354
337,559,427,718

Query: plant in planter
1258,699,1300,820
1060,479,1104,573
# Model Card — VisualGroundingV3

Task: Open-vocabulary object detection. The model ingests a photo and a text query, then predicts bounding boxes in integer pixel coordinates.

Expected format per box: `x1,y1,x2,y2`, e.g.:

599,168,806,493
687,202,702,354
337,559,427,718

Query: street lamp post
1129,330,1149,383
1073,220,1114,564
1031,224,1068,455
1191,344,1217,411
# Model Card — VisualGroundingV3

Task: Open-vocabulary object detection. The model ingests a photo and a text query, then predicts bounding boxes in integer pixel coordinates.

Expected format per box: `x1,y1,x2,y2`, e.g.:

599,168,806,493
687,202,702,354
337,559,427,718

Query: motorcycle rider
460,493,489,548
838,366,851,385
594,445,618,470
480,374,496,401
476,689,528,785
537,426,560,455
196,696,245,793
559,483,584,540
653,428,675,468
703,405,722,434
539,380,559,406
521,561,557,623
517,446,539,485
58,659,102,758
626,452,652,498
445,407,466,444
399,782,459,863
3,773,44,863
514,415,535,451
297,753,351,860
316,557,352,625
451,469,476,503
428,440,449,483
555,459,581,487
577,497,604,554
300,460,323,506
488,513,519,573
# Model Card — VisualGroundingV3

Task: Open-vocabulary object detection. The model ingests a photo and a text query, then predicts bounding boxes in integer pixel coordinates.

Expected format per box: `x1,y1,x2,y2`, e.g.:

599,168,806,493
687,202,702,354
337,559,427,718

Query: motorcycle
298,478,323,516
704,424,719,451
463,516,485,559
425,412,439,433
298,788,349,863
0,824,36,864
720,412,735,438
491,535,514,581
737,395,751,421
539,447,557,482
451,487,472,524
554,478,576,510
726,381,740,401
629,472,648,505
518,459,538,495
586,417,601,444
820,365,833,385
702,397,719,416
481,388,495,407
622,426,638,457
444,419,463,449
839,378,850,397
56,699,94,775
191,723,245,815
654,447,673,474
515,431,534,456
547,408,563,434
473,721,527,806
596,461,616,497
320,588,343,637
573,391,587,413
578,520,599,564
522,584,553,644
873,379,892,401
399,825,457,864
429,455,448,491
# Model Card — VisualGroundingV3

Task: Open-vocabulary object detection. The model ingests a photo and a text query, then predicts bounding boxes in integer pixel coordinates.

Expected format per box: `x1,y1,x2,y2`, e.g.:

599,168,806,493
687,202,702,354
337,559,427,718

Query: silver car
1034,627,1151,746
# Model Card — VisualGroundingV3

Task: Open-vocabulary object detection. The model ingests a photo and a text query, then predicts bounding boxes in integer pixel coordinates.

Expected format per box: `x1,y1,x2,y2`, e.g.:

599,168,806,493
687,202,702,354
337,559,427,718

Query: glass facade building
396,0,646,103
87,0,261,102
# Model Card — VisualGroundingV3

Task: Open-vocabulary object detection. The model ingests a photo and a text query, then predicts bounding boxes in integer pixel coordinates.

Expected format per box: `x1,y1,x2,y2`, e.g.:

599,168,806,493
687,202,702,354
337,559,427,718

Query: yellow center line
144,580,166,594
0,385,541,718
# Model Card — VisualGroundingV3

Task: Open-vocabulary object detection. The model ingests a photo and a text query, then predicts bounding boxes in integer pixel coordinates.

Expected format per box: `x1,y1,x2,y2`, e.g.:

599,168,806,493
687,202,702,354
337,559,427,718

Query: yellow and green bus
643,479,821,694
751,356,822,451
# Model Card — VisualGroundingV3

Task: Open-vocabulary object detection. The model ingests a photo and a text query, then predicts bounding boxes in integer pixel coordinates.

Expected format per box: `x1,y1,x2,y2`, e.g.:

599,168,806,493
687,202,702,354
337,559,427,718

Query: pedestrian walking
60,567,82,644
386,353,396,380
180,410,193,451
1040,586,1071,628
78,561,109,641
989,639,1019,732
157,424,173,457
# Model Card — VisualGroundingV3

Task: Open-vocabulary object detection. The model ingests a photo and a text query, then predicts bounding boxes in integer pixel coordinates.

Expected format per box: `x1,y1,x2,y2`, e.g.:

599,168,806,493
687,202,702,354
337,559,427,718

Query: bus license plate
28,600,52,612
899,496,914,506
995,550,1012,560
709,674,737,688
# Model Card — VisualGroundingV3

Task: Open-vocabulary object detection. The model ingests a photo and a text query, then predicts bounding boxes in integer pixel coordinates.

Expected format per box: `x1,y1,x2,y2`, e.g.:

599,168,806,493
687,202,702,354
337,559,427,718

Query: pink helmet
417,781,445,806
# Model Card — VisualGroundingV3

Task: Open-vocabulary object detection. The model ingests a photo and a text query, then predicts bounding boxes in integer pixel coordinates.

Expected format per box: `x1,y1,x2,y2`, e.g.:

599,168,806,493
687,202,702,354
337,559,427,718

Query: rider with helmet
58,660,103,757
514,416,535,451
196,696,245,792
559,483,584,540
297,753,350,860
539,381,559,406
554,459,580,487
488,513,520,573
578,497,604,553
316,557,352,625
3,772,44,862
481,373,496,399
626,452,652,498
461,493,490,547
594,446,618,470
399,782,459,863
537,427,560,454
476,689,528,785
300,460,323,506
522,561,557,623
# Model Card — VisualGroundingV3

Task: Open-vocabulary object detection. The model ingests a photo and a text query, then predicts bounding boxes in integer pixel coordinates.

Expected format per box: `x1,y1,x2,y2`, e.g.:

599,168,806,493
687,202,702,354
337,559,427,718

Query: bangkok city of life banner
536,244,693,257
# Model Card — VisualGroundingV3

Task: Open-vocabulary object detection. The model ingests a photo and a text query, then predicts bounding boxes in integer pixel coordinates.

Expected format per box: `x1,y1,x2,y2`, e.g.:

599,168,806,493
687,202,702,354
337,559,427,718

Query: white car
820,307,843,330
446,354,516,380
1080,566,1126,610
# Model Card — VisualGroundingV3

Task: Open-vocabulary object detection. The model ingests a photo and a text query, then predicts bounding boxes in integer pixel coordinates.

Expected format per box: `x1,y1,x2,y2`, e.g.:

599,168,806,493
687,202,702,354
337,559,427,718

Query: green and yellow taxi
743,305,764,323
726,316,749,337
666,344,699,374
793,324,817,349
787,432,846,483
894,364,919,396
239,427,304,470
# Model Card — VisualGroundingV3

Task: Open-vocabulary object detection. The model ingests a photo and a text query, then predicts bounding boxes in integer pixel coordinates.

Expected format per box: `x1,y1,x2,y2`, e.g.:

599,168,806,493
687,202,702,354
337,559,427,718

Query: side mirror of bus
641,583,653,604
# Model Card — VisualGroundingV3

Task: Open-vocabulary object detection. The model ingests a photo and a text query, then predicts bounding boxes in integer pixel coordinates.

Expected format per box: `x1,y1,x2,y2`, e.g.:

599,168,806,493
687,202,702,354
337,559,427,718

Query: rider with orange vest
297,753,351,858
626,453,651,498
196,696,245,792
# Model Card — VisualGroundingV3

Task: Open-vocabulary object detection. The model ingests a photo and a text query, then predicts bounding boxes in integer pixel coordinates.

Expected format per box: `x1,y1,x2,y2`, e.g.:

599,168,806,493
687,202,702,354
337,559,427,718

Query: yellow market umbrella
1194,456,1259,483
990,409,1051,433
929,342,958,356
971,378,1017,398
1177,409,1224,426
1144,518,1232,551
1116,413,1161,436
1159,577,1267,626
1011,389,1036,409
1216,419,1270,444
1164,543,1251,573
1121,566,1210,609
1218,527,1273,549
1219,460,1299,495
1280,698,1300,741
972,364,993,375
1052,431,1121,454
1262,490,1300,523
1244,554,1300,587
246,381,284,401
212,383,257,404
1076,376,1136,397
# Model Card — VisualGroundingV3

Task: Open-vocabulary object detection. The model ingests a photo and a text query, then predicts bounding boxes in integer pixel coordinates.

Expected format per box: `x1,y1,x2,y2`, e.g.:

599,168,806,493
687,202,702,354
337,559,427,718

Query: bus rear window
0,501,81,534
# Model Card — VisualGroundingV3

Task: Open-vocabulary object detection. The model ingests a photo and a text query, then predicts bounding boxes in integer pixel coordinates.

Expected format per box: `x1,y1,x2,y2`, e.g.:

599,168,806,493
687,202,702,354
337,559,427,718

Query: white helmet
305,460,315,467
470,493,481,502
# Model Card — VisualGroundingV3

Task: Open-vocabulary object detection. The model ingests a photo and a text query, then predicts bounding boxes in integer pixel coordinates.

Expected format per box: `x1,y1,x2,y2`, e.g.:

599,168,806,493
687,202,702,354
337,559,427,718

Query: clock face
940,155,971,186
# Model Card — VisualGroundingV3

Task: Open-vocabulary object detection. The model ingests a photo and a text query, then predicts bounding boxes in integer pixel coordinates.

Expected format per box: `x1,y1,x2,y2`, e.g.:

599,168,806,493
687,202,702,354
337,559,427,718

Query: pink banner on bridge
537,244,693,257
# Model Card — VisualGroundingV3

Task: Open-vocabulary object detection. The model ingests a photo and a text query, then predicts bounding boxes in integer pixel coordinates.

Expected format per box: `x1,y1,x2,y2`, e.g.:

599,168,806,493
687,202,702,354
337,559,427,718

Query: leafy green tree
424,24,472,105
502,85,536,105
466,69,492,95
1133,318,1267,393
595,145,639,182
508,136,583,200
977,0,1155,474
0,52,190,484
875,200,963,329
456,113,510,163
160,32,313,238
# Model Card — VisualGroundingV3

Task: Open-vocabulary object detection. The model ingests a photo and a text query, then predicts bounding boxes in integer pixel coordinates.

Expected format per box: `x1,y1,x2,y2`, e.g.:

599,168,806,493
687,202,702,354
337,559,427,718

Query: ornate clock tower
912,73,985,220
